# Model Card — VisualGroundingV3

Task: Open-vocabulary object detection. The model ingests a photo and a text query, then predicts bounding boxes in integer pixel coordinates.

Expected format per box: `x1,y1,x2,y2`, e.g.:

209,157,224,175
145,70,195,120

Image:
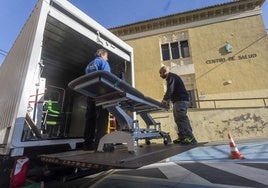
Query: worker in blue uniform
83,48,111,150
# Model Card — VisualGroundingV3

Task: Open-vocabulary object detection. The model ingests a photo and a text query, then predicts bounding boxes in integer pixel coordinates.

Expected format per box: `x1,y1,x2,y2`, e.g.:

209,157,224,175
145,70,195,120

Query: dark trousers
173,101,195,140
84,98,109,146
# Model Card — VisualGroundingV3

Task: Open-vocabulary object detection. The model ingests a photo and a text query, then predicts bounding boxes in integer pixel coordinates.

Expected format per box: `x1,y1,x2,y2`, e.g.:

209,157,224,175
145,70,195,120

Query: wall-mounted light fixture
225,41,232,53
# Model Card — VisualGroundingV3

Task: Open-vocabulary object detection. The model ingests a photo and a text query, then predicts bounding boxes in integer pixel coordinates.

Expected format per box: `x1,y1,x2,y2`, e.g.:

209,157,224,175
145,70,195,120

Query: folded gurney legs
96,105,171,152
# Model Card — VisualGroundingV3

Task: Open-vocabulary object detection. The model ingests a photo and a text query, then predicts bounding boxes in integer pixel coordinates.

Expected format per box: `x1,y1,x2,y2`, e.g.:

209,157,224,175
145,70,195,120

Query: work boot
180,137,198,145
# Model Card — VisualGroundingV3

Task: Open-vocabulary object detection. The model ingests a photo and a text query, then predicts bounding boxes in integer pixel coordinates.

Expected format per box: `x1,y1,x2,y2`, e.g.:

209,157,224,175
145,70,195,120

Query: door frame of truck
0,0,134,157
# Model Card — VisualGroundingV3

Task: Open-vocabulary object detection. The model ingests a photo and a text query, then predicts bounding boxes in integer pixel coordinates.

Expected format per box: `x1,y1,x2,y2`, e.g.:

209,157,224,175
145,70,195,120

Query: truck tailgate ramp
40,143,202,169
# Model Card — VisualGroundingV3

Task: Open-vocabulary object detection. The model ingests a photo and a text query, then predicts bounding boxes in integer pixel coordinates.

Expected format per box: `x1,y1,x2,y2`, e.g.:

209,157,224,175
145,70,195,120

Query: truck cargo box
0,1,203,186
0,0,134,157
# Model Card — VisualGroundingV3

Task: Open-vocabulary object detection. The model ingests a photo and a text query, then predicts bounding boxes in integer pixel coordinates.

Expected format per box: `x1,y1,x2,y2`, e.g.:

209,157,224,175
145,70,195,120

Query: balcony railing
191,97,268,109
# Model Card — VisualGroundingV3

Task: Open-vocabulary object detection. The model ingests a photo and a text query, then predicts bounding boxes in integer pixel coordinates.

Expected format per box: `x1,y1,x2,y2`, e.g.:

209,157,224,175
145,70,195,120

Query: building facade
110,0,268,109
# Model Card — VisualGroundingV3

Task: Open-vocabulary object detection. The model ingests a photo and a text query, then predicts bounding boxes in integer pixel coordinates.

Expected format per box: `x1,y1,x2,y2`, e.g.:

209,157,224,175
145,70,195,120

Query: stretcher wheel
146,140,151,145
164,135,172,145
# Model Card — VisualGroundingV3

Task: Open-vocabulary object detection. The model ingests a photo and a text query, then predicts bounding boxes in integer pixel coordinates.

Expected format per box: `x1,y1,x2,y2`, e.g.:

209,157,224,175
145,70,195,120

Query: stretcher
68,71,171,152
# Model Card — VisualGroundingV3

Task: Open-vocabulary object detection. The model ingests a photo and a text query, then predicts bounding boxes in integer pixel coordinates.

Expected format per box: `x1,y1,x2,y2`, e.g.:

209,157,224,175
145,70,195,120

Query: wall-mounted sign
205,53,257,64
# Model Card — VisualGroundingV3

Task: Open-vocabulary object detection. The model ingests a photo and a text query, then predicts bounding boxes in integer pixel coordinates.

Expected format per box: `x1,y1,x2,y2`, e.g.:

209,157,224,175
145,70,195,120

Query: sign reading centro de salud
205,53,257,64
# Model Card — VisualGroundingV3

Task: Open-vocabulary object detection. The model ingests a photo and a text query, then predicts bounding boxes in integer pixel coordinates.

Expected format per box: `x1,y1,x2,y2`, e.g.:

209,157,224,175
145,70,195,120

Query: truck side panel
0,0,49,149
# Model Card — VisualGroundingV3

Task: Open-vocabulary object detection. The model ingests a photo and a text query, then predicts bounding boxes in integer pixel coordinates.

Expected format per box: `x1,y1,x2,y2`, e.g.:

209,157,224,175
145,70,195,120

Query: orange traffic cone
228,133,245,159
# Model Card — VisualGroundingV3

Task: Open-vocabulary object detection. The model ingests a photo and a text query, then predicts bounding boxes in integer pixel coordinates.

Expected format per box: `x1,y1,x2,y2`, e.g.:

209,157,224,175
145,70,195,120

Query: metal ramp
40,143,203,169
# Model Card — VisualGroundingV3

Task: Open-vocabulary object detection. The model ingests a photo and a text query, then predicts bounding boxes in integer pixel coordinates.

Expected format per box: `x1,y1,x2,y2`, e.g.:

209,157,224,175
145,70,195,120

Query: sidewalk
166,137,268,163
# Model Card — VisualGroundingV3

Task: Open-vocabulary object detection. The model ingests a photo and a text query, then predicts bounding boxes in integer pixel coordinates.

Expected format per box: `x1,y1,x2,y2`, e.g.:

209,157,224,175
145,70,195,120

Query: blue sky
0,0,267,65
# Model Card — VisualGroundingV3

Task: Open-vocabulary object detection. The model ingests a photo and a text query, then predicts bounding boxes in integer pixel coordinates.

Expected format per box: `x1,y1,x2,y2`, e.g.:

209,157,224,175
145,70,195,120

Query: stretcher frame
68,71,171,152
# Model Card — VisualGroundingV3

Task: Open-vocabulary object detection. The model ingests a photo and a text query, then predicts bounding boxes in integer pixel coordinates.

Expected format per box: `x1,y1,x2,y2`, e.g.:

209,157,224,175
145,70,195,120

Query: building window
171,42,179,59
161,44,170,61
161,40,190,61
180,40,190,58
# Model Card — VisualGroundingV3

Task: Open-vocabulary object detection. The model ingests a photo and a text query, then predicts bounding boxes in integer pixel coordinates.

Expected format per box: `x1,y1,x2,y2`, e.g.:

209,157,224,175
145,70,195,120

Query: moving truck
0,0,134,186
0,0,193,186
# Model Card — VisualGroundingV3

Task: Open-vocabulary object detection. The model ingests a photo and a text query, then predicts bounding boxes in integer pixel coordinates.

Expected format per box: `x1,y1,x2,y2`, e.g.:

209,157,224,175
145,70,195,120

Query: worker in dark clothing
159,66,197,145
83,48,110,150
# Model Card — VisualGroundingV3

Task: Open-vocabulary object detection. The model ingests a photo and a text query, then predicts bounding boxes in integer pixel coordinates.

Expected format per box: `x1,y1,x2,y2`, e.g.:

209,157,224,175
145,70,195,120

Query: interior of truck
22,15,132,141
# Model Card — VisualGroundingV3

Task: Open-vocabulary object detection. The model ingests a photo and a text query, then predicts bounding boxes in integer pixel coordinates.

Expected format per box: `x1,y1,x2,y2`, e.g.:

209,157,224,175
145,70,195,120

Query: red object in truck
10,157,29,188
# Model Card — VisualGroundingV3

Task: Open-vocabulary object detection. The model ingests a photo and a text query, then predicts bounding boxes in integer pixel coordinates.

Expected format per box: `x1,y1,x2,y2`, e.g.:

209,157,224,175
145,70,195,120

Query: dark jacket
163,72,189,103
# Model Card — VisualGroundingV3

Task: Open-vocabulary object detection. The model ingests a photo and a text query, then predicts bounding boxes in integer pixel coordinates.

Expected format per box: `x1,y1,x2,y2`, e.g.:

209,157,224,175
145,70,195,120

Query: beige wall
137,107,268,143
127,36,164,100
190,15,268,99
125,15,268,105
125,15,268,144
109,2,268,145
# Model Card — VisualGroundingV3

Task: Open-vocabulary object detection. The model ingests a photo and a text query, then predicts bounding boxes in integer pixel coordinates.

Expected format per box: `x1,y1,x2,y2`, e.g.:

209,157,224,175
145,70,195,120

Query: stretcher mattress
68,71,167,113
